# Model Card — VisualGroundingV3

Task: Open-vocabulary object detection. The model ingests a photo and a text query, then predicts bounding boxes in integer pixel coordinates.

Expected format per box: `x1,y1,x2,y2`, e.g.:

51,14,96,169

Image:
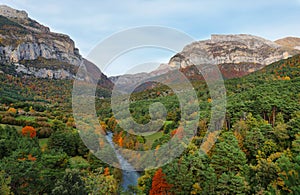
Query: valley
0,5,300,195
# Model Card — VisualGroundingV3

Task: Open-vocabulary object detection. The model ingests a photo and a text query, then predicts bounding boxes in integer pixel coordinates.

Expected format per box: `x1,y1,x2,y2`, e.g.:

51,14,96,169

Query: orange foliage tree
149,168,172,195
104,167,110,176
118,136,123,147
22,126,36,138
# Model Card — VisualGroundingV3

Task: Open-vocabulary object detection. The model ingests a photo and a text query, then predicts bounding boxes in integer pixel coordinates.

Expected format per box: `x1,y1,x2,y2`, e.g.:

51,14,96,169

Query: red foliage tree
22,126,36,138
150,168,172,195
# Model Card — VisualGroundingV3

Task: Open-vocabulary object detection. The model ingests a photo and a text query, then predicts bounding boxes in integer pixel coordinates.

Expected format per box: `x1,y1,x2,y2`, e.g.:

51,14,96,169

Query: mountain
111,34,300,93
0,5,112,88
275,37,300,50
109,63,170,92
169,34,300,78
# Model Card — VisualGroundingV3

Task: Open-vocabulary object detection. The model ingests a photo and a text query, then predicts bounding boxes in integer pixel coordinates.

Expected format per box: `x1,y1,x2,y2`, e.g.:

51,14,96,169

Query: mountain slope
0,5,112,88
110,34,300,93
275,37,300,50
169,34,300,76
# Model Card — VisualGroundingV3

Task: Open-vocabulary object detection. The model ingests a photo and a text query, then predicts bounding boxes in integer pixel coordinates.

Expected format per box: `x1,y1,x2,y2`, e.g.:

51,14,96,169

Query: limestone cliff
169,34,300,78
275,37,300,51
0,5,112,88
0,5,81,66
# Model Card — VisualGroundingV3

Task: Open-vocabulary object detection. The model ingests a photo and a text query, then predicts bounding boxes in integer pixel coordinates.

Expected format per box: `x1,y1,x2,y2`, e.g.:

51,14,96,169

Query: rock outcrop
0,5,81,66
15,63,74,79
275,37,300,51
110,34,300,92
169,34,299,70
0,5,112,88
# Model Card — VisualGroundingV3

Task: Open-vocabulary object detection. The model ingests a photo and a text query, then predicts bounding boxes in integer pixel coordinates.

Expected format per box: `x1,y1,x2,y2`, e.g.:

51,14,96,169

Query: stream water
105,132,140,190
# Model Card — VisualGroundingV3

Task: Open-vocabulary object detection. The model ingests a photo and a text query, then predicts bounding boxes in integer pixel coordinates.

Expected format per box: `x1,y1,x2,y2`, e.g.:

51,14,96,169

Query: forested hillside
102,55,300,194
0,52,300,194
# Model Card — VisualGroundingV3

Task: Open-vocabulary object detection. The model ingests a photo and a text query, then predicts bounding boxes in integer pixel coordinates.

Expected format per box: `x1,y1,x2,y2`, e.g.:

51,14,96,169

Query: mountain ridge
0,5,112,88
110,34,300,93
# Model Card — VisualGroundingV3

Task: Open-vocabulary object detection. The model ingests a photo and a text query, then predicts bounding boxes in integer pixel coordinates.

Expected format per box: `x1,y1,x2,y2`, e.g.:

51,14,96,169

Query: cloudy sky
1,0,300,76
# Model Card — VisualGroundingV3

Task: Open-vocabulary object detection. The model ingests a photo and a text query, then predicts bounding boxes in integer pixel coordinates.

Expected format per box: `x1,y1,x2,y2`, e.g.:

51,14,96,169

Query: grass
39,138,48,151
144,131,163,147
15,115,36,121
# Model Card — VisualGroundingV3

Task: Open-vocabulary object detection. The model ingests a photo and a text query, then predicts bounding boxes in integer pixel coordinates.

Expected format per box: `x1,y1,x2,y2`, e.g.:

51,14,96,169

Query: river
105,132,140,190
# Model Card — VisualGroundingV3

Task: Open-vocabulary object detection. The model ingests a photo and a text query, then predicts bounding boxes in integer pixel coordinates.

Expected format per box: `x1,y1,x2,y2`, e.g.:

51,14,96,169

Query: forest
0,55,300,194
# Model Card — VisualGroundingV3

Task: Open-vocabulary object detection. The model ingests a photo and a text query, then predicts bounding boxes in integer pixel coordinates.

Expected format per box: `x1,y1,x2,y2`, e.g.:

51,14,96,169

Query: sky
1,0,300,76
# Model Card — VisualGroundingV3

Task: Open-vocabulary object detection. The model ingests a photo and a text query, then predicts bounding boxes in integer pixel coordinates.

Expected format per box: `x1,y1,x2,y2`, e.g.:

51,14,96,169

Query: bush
36,127,53,138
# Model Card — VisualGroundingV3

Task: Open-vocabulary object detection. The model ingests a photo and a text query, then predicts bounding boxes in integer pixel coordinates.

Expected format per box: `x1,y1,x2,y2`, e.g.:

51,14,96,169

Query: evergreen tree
211,132,247,175
216,172,248,195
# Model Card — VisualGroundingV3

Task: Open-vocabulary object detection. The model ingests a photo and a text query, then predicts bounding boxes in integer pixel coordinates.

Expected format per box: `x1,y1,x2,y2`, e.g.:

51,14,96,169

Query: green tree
288,112,300,140
211,132,247,175
0,170,12,195
275,155,300,194
165,150,217,194
250,156,280,193
48,130,77,156
0,125,19,159
216,172,249,195
83,168,118,194
138,169,155,194
51,169,87,195
1,145,41,194
39,150,69,194
51,119,66,132
243,128,265,162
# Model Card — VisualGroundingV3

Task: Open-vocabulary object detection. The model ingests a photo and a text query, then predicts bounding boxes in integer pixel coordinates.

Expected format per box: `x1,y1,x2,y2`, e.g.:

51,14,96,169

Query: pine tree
216,172,248,195
211,132,247,175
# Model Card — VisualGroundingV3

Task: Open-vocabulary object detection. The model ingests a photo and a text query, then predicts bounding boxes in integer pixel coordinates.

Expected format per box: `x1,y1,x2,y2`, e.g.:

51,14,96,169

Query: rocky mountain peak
0,5,81,66
0,5,113,88
275,37,300,50
170,34,299,71
210,34,280,49
0,5,28,19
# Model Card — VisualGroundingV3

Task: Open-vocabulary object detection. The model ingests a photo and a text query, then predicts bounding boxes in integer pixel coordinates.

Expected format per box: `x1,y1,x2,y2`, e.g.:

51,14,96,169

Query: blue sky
1,0,300,76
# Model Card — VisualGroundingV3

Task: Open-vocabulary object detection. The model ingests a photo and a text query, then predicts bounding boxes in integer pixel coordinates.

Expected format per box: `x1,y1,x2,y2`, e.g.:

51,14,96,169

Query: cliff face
0,5,81,66
0,5,112,88
169,34,300,78
275,37,300,51
110,34,300,92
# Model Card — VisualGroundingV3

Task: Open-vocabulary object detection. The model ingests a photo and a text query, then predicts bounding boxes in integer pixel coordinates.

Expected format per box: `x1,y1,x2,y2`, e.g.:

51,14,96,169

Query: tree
0,170,12,195
39,150,69,194
51,169,87,195
164,148,217,194
51,119,65,132
210,132,247,175
149,168,172,195
287,112,300,140
273,114,290,149
83,168,118,195
275,155,300,194
138,169,155,194
48,130,77,156
22,126,36,138
243,128,265,162
7,107,17,116
250,156,280,193
0,138,41,194
0,125,19,159
216,172,249,195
